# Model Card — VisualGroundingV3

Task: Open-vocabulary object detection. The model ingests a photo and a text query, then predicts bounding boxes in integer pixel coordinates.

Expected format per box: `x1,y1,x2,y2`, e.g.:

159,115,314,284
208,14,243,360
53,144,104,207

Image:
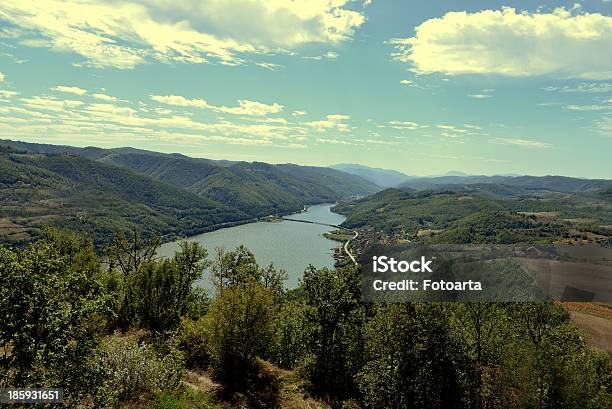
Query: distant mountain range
329,163,414,188
2,139,610,247
397,175,612,194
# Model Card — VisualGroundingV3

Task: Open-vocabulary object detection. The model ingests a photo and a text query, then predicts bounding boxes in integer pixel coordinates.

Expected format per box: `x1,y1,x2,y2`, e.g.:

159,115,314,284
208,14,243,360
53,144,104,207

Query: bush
101,335,184,402
179,316,211,368
153,389,222,409
0,237,112,406
270,300,311,369
205,281,274,383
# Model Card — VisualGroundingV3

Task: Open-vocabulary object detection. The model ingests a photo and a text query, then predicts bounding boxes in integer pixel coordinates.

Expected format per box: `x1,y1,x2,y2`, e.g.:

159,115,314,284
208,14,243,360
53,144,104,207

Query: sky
0,0,611,178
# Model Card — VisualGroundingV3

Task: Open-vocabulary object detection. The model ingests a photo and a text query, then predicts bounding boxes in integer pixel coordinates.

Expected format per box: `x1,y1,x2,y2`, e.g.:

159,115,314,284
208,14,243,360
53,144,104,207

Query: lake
157,204,346,288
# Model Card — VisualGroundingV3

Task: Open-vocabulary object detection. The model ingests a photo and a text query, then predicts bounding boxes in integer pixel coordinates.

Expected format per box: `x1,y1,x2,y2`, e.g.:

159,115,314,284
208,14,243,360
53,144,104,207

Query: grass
153,389,222,409
323,230,354,242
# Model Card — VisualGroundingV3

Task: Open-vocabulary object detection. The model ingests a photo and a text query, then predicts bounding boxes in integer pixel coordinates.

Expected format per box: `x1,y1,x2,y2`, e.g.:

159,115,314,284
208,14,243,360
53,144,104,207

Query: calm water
157,204,346,289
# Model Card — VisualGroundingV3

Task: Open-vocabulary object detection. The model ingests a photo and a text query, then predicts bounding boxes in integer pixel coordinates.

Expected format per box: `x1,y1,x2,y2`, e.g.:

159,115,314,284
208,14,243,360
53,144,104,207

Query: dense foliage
0,140,379,223
0,150,247,247
335,187,612,245
1,228,611,408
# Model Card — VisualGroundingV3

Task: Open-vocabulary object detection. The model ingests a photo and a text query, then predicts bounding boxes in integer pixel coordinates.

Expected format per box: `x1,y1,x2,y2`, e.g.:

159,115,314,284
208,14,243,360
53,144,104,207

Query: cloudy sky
0,0,611,177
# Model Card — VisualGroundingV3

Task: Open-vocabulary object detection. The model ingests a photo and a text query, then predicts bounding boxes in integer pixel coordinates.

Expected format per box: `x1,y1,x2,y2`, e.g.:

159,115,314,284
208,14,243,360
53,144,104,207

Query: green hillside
0,148,246,247
399,174,612,193
334,186,612,245
0,140,379,218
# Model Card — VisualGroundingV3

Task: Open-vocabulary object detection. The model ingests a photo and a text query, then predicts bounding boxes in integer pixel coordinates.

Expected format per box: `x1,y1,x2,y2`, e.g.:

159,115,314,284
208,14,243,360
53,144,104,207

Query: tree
205,281,274,383
500,302,611,409
300,264,365,402
357,303,475,409
126,241,209,331
107,226,160,276
270,300,311,369
210,245,261,289
0,237,111,405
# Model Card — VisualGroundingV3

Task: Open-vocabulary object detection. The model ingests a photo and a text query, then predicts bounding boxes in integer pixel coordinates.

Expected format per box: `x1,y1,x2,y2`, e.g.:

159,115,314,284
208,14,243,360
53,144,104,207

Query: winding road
343,230,358,264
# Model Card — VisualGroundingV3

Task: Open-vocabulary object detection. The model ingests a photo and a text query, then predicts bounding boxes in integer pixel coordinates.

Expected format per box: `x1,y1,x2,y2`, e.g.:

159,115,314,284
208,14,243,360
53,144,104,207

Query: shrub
153,389,221,409
0,238,112,406
101,335,184,402
205,281,274,383
178,316,211,368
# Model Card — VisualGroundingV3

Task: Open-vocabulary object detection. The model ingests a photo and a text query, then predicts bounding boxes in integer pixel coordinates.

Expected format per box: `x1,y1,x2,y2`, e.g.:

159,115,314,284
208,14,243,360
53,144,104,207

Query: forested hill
398,174,612,193
334,185,612,245
0,146,247,246
0,140,379,218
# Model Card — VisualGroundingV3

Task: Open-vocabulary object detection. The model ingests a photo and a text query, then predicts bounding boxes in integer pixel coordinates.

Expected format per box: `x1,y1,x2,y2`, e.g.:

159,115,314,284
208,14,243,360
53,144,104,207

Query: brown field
559,303,612,351
517,211,559,218
516,258,612,303
562,218,597,224
569,311,612,352
417,229,443,237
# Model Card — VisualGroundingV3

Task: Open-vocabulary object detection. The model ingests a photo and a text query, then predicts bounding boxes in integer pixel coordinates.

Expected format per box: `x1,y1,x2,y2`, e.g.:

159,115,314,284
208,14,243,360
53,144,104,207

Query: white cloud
1,93,307,147
324,51,338,60
151,95,210,109
597,115,612,136
306,114,351,132
391,7,612,79
0,90,17,98
219,100,283,116
494,138,552,148
91,93,117,102
0,72,4,82
565,103,611,111
21,96,83,111
400,80,413,86
467,94,492,99
0,0,364,69
292,111,307,116
543,82,612,93
150,94,283,116
303,51,340,61
387,121,426,130
52,85,87,95
256,62,283,70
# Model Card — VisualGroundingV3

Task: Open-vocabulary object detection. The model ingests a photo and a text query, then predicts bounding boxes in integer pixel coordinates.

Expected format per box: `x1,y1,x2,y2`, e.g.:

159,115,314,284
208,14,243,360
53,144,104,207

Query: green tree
300,264,365,402
205,281,275,383
0,236,111,405
357,303,475,409
126,241,209,331
500,302,612,409
270,300,311,369
210,245,261,289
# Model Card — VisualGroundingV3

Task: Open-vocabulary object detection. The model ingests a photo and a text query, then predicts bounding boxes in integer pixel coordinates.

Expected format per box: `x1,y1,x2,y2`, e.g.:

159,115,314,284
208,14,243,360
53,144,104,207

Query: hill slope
334,186,612,245
0,140,379,218
398,175,612,193
0,147,246,246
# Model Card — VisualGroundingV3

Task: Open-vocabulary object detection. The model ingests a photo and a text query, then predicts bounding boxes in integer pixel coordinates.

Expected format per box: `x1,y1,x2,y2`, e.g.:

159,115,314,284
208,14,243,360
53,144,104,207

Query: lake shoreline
158,204,347,289
160,202,338,245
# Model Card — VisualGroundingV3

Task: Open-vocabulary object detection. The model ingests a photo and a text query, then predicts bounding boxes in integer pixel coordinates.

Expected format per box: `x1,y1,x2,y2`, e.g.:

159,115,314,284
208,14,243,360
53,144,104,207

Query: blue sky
0,0,610,177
